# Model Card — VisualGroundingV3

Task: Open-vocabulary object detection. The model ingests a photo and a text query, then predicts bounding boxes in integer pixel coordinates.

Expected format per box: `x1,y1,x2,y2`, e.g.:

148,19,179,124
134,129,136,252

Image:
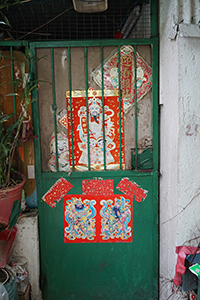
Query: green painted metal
152,40,159,172
27,31,159,300
29,44,42,182
37,175,157,300
117,46,122,170
151,0,159,38
30,38,157,48
41,170,155,179
51,47,59,171
134,45,138,169
84,46,91,171
101,46,106,170
67,47,75,171
0,41,27,47
131,148,153,170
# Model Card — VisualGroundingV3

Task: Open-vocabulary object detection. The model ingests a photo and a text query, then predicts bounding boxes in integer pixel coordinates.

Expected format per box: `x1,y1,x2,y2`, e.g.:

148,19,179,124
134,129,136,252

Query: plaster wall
160,0,200,298
9,212,42,300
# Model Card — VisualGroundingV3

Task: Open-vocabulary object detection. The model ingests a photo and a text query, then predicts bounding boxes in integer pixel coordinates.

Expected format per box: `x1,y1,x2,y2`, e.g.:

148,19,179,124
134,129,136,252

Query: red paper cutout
174,246,200,286
82,179,114,195
59,114,68,129
42,177,73,208
63,194,132,243
116,178,148,202
92,46,152,114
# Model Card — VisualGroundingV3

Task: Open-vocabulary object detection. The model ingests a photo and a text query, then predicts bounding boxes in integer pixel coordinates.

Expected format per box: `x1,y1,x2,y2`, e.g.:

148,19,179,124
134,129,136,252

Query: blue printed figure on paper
64,197,96,241
100,196,132,240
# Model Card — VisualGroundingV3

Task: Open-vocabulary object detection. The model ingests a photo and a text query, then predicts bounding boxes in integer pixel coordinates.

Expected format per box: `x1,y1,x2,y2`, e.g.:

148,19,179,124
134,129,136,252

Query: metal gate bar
117,45,122,170
27,38,158,179
100,46,106,170
134,45,138,169
84,46,91,171
67,46,75,172
51,47,59,171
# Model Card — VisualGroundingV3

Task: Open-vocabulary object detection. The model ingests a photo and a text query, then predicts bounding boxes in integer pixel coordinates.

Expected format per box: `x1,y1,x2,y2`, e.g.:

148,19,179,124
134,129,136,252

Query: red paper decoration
66,88,125,171
116,178,148,202
63,194,132,243
82,179,114,195
92,46,152,114
42,177,73,208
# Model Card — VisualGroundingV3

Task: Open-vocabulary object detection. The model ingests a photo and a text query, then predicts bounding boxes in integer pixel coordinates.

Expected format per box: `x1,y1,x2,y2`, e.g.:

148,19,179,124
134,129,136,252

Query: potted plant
0,45,41,231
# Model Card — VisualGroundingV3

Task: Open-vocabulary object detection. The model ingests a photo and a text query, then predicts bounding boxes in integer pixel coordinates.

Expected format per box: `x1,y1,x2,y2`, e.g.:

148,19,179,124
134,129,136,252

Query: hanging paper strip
63,195,132,243
82,179,114,195
42,177,73,208
92,45,152,114
116,178,148,202
66,88,125,171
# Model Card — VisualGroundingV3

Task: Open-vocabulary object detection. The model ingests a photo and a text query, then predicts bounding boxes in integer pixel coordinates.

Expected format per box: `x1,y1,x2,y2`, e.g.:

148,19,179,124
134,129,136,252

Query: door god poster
63,195,133,243
66,88,125,171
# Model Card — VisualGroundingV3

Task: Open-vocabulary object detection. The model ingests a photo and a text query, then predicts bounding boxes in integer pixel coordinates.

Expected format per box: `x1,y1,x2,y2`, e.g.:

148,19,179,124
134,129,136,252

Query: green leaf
3,14,11,27
25,45,31,59
1,143,8,156
33,55,48,65
0,113,13,123
14,79,22,92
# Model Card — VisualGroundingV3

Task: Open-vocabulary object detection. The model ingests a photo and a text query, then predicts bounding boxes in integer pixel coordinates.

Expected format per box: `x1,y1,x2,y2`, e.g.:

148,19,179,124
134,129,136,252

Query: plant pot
0,173,26,229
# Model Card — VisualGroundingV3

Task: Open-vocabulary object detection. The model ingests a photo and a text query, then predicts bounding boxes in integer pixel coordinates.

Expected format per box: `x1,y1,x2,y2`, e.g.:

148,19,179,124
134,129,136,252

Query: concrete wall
159,0,200,298
9,212,42,300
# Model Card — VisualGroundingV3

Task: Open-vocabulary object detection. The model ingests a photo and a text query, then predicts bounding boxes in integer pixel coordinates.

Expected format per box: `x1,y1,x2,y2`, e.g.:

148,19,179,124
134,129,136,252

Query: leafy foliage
0,45,45,188
0,0,21,27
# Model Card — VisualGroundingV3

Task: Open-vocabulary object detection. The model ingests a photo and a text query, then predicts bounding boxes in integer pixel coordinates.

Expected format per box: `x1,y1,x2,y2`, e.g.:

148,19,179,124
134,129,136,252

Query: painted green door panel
37,174,158,300
30,37,158,300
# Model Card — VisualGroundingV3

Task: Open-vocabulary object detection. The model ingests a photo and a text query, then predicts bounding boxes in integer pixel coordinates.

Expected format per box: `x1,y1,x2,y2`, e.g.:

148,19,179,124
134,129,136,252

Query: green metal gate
30,37,158,300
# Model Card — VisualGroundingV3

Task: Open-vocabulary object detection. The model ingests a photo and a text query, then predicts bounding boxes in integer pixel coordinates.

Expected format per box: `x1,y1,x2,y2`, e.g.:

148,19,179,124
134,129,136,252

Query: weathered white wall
9,212,42,300
160,0,200,298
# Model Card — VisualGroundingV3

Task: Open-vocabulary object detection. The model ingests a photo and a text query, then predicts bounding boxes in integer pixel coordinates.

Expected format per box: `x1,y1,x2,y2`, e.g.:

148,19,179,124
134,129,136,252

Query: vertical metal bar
134,45,138,169
10,46,19,169
152,40,159,296
68,46,75,171
152,40,159,172
30,43,42,182
101,46,106,170
84,46,90,171
151,0,158,38
51,47,59,172
118,45,122,170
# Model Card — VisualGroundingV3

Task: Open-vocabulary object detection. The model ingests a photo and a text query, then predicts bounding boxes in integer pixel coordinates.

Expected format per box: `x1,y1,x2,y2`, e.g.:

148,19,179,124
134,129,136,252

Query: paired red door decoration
63,194,133,243
41,177,148,242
